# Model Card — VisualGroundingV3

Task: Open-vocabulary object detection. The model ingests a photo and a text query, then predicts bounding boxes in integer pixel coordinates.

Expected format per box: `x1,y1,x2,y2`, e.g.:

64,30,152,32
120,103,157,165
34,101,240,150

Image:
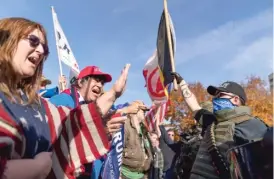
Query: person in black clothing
156,125,181,179
173,125,202,179
171,72,269,179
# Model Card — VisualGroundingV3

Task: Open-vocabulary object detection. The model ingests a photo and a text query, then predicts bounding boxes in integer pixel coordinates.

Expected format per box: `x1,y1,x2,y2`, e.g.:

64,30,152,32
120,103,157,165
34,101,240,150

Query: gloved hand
171,72,183,84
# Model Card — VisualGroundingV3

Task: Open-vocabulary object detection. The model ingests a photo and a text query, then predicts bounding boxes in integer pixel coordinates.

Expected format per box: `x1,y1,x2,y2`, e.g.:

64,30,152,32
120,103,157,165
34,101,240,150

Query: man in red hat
50,66,111,107
50,66,123,179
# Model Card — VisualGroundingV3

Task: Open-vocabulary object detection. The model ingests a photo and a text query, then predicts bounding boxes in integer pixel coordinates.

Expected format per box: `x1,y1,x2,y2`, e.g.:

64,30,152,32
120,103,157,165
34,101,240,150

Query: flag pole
163,0,178,91
51,6,65,91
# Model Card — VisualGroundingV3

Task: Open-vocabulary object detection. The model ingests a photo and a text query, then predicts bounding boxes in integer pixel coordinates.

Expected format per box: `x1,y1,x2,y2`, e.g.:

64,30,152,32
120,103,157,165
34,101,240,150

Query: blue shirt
49,93,75,109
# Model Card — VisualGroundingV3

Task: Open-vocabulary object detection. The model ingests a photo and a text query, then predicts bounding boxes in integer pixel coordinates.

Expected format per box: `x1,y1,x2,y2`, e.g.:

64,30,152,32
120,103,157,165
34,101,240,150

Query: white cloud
173,8,272,85
225,36,272,70
176,9,272,64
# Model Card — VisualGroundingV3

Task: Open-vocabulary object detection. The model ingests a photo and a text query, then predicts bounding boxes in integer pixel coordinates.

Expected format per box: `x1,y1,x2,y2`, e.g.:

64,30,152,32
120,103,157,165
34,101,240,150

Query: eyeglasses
215,92,236,99
26,35,49,56
89,76,106,85
215,92,245,103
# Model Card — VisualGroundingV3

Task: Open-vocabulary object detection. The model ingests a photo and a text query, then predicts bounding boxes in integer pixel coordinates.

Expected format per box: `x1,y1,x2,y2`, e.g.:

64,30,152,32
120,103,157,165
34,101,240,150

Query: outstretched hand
106,115,127,134
111,64,131,98
96,64,131,117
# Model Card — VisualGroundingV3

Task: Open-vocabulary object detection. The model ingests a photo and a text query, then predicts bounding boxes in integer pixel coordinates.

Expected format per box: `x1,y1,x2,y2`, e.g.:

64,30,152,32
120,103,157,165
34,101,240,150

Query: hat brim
77,73,112,83
93,73,112,83
207,85,228,96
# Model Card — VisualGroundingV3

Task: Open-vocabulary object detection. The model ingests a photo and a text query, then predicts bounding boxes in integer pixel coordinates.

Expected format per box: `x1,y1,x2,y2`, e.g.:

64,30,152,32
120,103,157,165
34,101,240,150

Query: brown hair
0,17,48,104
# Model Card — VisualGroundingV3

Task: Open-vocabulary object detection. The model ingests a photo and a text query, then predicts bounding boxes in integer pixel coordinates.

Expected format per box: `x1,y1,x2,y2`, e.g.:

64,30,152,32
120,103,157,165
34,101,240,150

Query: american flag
145,102,167,131
0,97,110,179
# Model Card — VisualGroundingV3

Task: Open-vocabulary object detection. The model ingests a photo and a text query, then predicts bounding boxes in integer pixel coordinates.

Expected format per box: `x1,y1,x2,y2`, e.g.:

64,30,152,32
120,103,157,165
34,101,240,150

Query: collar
78,92,85,103
215,106,252,122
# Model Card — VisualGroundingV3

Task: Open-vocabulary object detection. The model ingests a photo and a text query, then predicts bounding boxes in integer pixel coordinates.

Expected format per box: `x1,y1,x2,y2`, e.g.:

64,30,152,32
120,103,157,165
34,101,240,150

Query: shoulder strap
206,123,230,179
217,113,251,124
230,114,251,124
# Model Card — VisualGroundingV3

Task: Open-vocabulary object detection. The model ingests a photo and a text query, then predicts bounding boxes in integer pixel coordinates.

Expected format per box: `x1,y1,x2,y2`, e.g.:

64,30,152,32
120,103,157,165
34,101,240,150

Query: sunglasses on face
215,92,236,99
215,92,245,104
87,76,106,85
26,35,49,56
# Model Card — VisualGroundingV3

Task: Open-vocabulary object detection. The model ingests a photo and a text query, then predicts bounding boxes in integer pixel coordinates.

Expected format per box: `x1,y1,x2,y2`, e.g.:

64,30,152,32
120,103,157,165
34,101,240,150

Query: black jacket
159,126,180,173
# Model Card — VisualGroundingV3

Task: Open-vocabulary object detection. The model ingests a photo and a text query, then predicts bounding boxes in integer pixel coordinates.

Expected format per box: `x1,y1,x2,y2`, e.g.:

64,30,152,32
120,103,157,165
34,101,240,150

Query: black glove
170,72,183,84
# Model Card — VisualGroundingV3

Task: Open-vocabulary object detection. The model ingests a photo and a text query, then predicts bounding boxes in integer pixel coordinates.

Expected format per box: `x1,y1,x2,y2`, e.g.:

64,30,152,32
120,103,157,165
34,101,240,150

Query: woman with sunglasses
0,17,130,179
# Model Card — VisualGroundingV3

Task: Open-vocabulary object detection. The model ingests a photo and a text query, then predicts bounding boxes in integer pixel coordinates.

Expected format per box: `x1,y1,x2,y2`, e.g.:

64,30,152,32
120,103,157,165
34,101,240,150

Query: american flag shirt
0,91,110,179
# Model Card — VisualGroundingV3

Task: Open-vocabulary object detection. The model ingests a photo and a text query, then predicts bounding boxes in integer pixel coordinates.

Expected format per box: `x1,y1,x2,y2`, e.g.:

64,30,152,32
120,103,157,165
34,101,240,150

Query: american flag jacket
0,92,110,179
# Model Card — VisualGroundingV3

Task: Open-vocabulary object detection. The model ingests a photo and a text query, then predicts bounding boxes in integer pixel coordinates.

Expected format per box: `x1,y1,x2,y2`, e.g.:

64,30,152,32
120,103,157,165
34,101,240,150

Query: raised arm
171,72,201,112
44,64,131,178
96,64,130,116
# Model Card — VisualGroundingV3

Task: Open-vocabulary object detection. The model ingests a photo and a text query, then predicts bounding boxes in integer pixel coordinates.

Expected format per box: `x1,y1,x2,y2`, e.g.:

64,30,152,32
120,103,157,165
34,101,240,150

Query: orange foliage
242,76,273,126
167,76,273,129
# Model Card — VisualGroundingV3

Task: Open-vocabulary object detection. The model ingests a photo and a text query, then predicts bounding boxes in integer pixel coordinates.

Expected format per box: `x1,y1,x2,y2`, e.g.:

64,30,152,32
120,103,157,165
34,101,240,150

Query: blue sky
1,0,272,106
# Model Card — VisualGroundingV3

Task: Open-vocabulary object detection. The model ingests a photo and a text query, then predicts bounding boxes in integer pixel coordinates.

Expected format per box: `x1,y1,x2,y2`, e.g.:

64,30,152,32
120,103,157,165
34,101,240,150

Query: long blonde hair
0,17,48,104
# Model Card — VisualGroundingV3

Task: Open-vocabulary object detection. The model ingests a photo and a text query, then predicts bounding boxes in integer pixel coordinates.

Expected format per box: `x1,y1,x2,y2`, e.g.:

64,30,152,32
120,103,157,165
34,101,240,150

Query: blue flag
100,127,125,179
100,103,128,179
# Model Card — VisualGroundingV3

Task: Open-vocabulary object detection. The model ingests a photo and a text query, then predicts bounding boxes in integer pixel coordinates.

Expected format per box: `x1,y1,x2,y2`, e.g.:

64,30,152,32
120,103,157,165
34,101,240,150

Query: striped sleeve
0,103,25,178
43,100,110,179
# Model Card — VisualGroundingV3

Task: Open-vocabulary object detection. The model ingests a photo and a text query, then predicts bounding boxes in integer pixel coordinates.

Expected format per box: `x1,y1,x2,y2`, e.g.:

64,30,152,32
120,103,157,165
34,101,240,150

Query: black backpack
174,127,202,179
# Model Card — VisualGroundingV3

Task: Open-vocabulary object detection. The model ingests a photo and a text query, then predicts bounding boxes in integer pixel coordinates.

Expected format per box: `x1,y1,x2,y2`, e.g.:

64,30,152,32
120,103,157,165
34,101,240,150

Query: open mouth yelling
27,56,38,66
92,88,101,96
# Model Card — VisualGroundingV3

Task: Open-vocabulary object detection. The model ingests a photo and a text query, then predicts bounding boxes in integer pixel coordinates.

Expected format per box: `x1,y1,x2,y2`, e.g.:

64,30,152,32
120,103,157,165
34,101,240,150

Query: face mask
212,98,235,113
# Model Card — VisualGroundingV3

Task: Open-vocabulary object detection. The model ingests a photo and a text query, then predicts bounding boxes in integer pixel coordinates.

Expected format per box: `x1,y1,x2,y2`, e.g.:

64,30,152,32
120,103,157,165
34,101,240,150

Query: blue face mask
212,98,236,113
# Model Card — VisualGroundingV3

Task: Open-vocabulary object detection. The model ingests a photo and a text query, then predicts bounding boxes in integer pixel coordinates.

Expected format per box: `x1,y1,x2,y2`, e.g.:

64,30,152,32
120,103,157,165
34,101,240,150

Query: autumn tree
242,76,273,126
166,82,211,130
166,76,273,130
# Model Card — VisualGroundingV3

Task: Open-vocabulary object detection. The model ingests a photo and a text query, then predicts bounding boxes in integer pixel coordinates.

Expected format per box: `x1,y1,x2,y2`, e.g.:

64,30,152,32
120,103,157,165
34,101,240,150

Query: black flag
156,10,176,86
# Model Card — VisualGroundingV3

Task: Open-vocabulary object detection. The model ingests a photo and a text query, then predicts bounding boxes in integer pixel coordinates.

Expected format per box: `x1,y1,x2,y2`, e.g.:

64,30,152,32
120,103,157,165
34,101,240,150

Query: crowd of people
0,17,272,179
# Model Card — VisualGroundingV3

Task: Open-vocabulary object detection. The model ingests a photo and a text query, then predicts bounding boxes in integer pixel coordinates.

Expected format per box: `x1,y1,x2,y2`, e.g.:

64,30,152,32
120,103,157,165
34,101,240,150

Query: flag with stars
52,7,80,77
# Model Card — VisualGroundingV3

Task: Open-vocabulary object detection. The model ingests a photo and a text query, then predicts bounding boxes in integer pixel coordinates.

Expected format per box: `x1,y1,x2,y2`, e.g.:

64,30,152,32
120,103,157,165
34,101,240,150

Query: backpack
174,127,202,179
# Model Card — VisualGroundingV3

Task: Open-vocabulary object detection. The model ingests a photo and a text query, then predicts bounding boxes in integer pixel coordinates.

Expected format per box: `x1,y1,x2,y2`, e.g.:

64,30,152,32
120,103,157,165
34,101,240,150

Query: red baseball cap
77,66,112,83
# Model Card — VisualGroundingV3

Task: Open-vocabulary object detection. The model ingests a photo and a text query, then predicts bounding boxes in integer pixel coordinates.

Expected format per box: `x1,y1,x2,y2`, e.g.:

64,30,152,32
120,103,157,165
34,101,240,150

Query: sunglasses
215,92,245,104
88,75,106,85
26,35,49,56
215,92,236,99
